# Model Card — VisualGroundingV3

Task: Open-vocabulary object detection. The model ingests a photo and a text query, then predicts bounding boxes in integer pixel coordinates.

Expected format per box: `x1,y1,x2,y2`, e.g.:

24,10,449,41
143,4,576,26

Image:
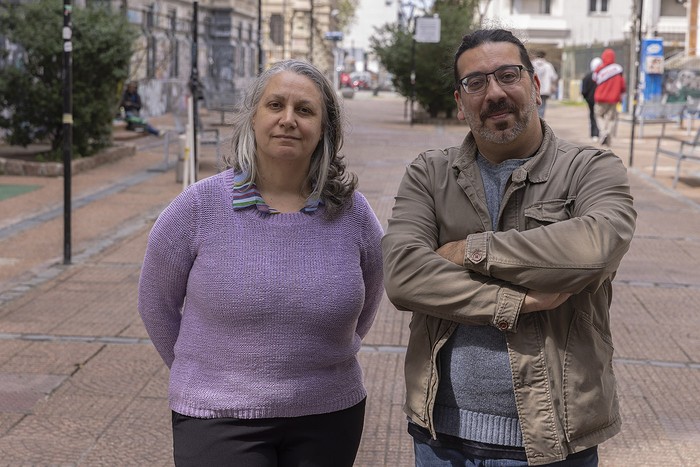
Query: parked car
340,72,352,88
349,72,372,90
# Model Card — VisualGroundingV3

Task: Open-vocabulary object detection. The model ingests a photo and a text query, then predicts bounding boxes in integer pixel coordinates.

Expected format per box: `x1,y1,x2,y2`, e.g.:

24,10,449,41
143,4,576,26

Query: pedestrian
531,50,558,118
382,28,637,466
138,59,384,467
594,48,626,146
119,81,163,137
582,57,602,142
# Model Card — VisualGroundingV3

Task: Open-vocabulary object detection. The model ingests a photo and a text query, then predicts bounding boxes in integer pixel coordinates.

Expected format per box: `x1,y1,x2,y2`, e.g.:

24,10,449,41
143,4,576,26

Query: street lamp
629,0,644,167
329,8,342,90
258,0,263,73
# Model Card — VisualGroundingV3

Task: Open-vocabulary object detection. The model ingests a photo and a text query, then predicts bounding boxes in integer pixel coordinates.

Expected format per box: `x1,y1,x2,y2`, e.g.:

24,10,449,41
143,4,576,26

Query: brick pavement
0,94,699,466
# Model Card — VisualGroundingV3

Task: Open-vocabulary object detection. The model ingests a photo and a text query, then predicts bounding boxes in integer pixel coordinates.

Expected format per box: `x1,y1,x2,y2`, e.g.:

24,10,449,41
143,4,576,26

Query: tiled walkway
0,94,699,465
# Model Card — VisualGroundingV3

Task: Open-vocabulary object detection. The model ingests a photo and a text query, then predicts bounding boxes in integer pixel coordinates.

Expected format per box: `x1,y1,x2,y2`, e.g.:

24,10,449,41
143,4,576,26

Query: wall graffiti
664,69,700,102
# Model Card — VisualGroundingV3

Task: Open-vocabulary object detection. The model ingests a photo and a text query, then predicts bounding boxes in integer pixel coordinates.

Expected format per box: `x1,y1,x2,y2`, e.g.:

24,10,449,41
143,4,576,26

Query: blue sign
641,38,664,102
324,31,343,41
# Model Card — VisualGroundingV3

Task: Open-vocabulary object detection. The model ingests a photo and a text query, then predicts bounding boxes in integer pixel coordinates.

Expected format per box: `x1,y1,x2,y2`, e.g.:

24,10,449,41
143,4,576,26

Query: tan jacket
382,123,637,465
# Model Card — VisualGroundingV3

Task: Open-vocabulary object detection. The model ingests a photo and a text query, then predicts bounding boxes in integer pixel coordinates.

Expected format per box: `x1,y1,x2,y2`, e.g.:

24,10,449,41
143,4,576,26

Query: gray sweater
434,154,529,447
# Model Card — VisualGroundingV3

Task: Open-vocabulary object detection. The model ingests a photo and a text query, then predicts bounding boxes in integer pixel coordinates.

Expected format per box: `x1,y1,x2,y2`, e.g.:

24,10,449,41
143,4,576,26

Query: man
594,49,626,146
581,57,602,142
382,29,636,466
531,50,558,118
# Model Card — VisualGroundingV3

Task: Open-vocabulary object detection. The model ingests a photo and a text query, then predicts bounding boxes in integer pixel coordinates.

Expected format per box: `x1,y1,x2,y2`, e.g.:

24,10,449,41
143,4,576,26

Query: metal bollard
175,134,186,183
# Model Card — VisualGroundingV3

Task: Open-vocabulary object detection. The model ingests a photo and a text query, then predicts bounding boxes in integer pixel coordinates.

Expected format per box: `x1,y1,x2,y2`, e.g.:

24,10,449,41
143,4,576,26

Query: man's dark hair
453,29,534,91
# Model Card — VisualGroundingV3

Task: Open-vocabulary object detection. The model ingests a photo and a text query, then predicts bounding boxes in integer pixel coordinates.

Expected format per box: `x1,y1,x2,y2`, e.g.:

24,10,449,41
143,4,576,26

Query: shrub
370,0,476,119
0,1,136,159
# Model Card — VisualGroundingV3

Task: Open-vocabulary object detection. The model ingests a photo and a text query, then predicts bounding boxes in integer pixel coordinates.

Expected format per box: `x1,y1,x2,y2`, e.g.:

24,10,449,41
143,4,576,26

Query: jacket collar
453,120,558,185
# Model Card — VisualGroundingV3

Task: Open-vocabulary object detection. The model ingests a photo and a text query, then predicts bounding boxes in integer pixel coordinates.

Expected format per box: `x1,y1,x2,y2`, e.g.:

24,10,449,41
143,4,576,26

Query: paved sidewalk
0,94,699,466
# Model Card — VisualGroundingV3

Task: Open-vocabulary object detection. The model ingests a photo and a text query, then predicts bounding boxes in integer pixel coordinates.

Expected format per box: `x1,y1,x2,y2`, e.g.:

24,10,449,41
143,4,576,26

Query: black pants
586,99,599,137
172,398,366,467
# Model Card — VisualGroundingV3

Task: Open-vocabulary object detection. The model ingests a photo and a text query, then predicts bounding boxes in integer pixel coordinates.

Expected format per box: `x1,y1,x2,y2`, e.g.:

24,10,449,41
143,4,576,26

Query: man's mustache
480,100,517,121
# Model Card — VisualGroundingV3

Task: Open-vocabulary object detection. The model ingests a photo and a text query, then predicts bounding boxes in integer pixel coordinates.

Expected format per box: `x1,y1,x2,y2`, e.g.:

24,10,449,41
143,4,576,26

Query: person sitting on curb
119,81,164,137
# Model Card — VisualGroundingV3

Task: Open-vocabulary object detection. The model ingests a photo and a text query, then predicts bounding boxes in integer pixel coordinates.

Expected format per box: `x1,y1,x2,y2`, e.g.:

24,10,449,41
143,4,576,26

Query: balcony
655,15,687,47
496,14,571,42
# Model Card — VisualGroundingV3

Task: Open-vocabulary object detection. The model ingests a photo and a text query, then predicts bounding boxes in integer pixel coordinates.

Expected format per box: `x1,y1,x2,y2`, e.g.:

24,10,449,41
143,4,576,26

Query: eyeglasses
459,65,533,94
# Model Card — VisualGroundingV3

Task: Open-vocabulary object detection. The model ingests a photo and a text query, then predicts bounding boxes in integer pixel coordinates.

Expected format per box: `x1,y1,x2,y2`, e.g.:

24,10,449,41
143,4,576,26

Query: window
661,0,687,16
169,9,177,33
541,0,551,14
590,0,609,13
145,5,155,79
88,0,111,9
145,4,155,29
147,36,156,79
168,9,178,78
270,14,284,45
512,0,552,14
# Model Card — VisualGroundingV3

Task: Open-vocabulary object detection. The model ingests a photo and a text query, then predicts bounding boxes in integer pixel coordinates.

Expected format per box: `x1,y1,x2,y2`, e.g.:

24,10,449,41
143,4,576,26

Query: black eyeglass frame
459,64,534,94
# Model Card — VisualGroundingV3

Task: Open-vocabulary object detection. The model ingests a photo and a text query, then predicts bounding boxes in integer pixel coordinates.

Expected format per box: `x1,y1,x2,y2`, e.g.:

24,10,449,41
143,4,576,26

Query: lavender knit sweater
138,169,384,419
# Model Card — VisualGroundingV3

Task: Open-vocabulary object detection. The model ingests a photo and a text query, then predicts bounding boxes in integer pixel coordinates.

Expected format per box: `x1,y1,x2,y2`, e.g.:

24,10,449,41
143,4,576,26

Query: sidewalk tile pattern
0,95,699,465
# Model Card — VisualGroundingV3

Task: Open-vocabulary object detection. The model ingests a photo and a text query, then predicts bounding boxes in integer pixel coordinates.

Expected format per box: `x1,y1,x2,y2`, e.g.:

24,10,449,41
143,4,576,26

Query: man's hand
435,240,466,266
522,290,572,314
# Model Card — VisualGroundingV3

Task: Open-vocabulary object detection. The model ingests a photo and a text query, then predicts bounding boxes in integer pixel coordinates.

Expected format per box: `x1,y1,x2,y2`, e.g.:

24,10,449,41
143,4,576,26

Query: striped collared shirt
231,170,321,214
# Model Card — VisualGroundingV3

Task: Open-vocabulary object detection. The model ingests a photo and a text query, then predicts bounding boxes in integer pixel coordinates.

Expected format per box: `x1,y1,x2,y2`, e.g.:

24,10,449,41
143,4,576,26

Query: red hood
601,49,616,67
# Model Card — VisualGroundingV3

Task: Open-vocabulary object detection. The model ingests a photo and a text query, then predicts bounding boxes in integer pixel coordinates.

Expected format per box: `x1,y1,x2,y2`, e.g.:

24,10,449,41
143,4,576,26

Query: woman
138,60,384,466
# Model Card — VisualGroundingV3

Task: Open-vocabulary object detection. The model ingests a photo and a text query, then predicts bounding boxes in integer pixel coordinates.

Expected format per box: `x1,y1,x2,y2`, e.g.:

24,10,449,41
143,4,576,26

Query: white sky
344,0,398,51
344,0,436,51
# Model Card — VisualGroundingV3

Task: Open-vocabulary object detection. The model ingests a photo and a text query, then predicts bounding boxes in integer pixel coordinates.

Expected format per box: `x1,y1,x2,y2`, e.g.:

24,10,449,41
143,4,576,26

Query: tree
370,0,476,118
334,0,360,33
0,1,136,159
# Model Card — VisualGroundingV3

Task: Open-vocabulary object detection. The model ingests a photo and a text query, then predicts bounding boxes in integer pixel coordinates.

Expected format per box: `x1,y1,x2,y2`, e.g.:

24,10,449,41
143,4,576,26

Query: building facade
113,0,259,116
478,0,692,101
5,0,349,117
261,0,339,79
119,0,340,114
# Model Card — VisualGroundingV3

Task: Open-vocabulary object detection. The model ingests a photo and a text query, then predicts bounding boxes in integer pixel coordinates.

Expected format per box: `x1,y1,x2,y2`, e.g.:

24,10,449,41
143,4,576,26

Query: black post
190,1,199,179
62,0,73,265
258,0,264,74
629,0,643,167
410,23,416,126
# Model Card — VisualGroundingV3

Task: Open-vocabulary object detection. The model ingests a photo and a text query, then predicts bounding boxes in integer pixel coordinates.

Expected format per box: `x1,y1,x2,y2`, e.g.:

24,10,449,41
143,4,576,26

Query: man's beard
465,86,539,144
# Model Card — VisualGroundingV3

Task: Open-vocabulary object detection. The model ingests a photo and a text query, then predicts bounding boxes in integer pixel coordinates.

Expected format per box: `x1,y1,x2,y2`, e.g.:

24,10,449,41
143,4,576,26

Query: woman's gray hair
226,59,356,217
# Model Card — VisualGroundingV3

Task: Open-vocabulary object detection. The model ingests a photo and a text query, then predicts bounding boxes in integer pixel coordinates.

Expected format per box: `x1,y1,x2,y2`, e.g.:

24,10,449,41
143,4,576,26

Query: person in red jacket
594,48,626,146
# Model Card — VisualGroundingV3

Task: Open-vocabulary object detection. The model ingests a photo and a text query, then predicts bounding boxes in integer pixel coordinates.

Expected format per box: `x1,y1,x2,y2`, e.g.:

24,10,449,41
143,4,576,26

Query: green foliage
335,0,360,33
370,0,476,118
0,1,136,159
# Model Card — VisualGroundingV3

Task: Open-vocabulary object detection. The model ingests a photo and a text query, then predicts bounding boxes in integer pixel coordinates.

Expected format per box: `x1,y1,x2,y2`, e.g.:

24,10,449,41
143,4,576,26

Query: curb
0,144,136,177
